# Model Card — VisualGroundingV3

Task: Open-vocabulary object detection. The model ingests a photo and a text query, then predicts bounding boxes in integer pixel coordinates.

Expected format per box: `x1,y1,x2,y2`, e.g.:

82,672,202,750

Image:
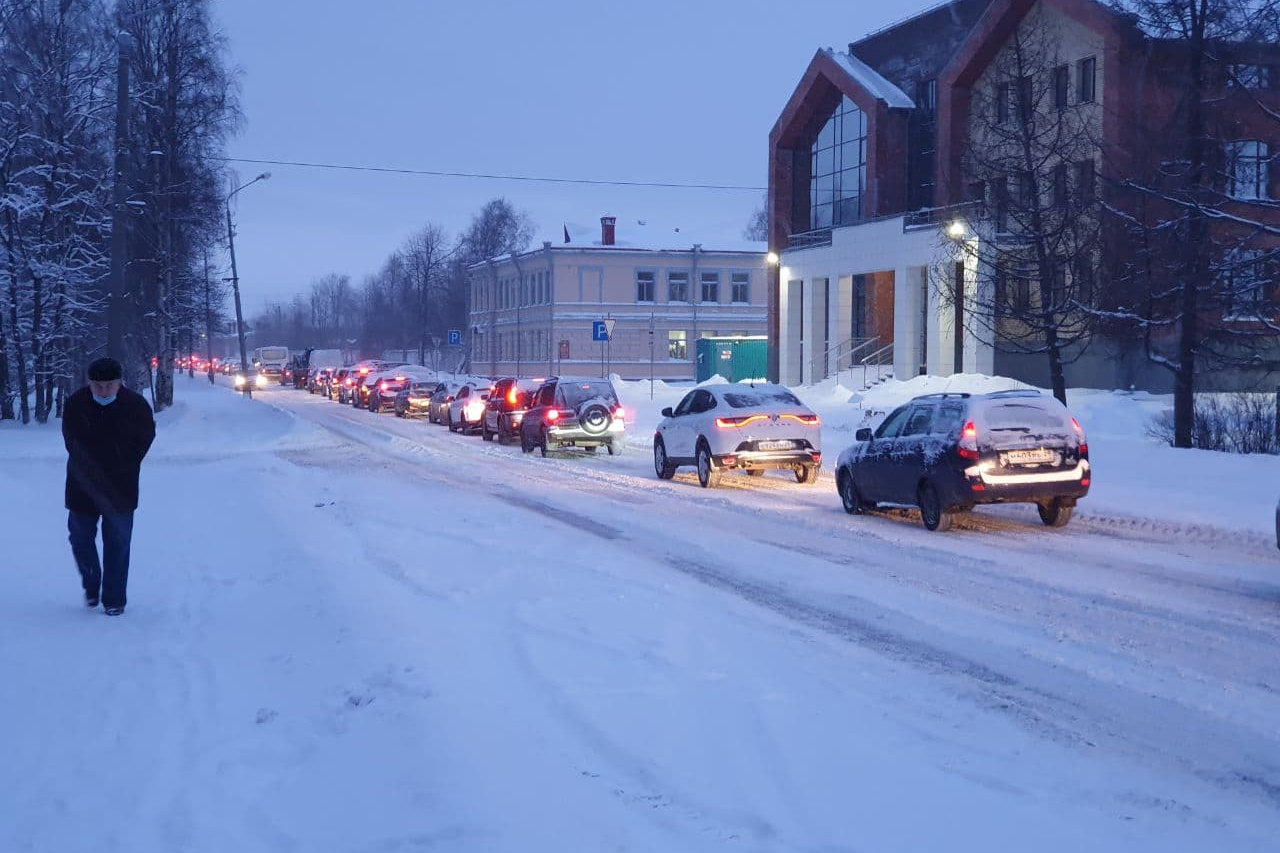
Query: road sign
604,317,616,337
447,329,462,345
592,320,609,342
559,339,570,359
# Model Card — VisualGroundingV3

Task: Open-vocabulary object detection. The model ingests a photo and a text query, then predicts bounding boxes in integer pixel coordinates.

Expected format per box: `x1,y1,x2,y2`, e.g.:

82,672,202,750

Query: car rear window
559,382,618,407
721,388,802,409
985,403,1068,430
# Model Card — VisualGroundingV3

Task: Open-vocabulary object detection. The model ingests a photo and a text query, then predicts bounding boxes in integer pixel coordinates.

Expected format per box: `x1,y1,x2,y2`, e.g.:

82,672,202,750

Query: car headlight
234,376,244,387
256,374,267,386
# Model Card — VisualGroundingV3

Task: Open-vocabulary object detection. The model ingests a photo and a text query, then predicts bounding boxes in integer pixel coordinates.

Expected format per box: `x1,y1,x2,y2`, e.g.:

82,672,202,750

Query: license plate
1006,448,1055,465
756,440,793,451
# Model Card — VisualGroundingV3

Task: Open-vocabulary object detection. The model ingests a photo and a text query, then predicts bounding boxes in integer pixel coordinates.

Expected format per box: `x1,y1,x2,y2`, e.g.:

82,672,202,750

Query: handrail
860,343,895,386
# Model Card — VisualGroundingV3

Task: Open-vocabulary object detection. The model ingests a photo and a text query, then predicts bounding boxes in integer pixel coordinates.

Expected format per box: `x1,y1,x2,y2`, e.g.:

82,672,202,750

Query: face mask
93,394,117,406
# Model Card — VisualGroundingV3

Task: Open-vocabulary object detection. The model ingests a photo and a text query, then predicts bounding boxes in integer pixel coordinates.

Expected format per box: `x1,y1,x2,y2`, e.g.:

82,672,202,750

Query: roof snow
825,49,915,109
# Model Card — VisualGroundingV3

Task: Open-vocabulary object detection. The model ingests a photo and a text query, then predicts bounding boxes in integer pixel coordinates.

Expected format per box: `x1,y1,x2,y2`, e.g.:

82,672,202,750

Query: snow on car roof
710,383,808,410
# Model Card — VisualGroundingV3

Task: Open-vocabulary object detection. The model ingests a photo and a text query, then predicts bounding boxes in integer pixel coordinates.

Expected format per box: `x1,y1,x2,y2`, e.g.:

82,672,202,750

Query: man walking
62,358,156,615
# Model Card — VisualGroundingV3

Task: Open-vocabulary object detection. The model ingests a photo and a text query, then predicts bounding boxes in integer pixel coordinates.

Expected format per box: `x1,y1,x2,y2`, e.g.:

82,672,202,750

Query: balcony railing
786,228,833,250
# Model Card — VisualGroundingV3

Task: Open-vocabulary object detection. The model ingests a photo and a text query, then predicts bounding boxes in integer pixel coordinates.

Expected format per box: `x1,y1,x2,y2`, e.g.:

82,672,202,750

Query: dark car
394,380,443,418
834,390,1090,531
427,382,464,424
519,376,626,457
482,377,545,444
308,367,334,394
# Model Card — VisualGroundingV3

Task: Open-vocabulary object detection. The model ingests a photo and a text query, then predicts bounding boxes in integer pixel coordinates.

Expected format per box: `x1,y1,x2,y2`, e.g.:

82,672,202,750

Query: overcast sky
213,0,934,315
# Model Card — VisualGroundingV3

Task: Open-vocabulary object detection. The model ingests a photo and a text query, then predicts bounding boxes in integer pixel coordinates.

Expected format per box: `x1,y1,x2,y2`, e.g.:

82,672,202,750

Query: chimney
600,216,616,246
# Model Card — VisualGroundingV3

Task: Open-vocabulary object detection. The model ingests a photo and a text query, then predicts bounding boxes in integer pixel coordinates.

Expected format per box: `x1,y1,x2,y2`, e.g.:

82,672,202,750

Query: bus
253,345,290,380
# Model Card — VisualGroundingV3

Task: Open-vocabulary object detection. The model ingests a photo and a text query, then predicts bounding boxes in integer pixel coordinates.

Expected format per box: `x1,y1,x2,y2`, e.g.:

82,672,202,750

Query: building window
731,272,750,303
1052,163,1069,208
1053,64,1069,110
1017,75,1034,122
995,176,1010,231
917,79,937,113
809,95,867,229
1075,159,1096,206
1222,249,1267,319
1229,64,1272,89
1077,56,1096,103
1017,170,1035,208
852,274,867,338
668,330,687,360
996,82,1010,124
700,272,719,303
667,271,689,302
1073,258,1095,306
636,270,655,303
1226,140,1270,200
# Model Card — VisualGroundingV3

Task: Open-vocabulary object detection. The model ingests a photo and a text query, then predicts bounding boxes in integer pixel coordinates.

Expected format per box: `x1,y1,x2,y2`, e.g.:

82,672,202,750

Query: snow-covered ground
2,375,1278,852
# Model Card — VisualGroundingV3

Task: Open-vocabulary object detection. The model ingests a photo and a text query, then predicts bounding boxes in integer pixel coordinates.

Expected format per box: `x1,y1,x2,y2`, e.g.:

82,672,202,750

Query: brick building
768,0,1278,390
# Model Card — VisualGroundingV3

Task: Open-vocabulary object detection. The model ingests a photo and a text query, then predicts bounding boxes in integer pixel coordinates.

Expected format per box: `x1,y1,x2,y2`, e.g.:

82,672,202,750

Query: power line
210,156,766,192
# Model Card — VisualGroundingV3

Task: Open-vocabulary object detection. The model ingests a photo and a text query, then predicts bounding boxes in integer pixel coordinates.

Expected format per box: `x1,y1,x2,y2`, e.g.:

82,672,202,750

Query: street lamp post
765,251,780,382
225,172,270,393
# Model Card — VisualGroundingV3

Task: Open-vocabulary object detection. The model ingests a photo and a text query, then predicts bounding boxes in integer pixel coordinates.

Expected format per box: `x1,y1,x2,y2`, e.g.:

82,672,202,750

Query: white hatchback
653,383,822,487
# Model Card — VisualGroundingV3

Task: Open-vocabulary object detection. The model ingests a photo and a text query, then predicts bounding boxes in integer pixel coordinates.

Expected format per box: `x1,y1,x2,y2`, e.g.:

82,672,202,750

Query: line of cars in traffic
261,358,1094,532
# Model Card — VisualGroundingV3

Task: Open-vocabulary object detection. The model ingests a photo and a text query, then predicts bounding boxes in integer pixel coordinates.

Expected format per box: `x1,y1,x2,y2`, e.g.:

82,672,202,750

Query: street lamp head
256,172,271,182
946,220,967,240
765,251,780,266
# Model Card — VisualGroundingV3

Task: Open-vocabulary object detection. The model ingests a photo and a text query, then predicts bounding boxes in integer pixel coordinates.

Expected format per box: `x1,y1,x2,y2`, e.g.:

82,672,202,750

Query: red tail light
1081,478,1091,487
1071,417,1089,458
715,414,768,428
958,420,979,460
614,406,626,421
546,409,560,422
380,382,388,391
507,387,519,405
781,413,820,426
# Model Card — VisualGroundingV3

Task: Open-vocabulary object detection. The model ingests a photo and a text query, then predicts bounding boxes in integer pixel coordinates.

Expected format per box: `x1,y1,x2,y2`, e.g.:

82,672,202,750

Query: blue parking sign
447,329,462,346
592,320,609,342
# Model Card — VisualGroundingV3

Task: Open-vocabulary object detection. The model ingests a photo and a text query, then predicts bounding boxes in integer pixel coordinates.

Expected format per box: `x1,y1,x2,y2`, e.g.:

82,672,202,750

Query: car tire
794,465,818,485
448,412,459,433
696,442,721,489
497,417,512,445
540,429,553,458
579,403,612,436
606,441,622,457
1037,499,1074,528
918,482,954,532
653,439,676,480
482,423,494,441
838,470,871,515
520,430,534,454
746,469,764,477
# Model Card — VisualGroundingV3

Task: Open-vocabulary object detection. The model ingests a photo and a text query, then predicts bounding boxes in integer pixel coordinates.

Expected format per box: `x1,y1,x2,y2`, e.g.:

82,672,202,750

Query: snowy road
3,379,1278,852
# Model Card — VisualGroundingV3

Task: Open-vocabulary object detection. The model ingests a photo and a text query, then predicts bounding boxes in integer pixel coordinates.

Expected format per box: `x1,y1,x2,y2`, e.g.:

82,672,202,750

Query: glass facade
810,96,867,229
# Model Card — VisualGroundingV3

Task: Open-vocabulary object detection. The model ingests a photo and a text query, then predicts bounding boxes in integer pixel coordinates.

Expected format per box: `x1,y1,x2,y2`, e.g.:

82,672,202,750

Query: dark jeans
68,510,135,608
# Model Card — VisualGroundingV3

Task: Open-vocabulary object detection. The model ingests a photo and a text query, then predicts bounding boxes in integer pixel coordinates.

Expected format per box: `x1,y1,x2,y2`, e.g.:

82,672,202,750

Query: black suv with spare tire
519,377,626,457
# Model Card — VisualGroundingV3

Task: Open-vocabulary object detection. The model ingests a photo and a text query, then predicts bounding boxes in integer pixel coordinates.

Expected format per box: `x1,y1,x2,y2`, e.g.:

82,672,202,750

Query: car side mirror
661,407,673,418
856,428,872,442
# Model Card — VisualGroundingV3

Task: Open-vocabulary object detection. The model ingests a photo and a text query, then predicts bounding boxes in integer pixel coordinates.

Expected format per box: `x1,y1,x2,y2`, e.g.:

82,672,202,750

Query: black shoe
104,606,124,616
85,590,99,608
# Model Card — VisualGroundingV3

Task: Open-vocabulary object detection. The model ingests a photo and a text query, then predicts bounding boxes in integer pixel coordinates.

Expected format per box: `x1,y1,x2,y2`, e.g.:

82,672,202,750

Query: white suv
653,383,822,487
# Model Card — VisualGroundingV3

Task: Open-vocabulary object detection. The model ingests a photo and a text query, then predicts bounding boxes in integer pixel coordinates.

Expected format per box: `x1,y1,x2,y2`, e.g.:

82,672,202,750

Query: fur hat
87,357,123,381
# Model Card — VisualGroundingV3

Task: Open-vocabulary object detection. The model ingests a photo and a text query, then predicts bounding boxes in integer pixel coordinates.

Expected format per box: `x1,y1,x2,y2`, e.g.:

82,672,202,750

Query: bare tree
951,9,1104,404
1105,0,1280,446
742,193,768,242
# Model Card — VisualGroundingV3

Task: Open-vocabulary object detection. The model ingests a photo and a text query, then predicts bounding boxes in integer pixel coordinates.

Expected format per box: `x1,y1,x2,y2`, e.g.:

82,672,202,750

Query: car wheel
1037,499,1074,528
838,470,871,515
520,430,534,454
394,409,403,418
746,469,764,477
540,429,553,458
606,441,622,457
482,422,494,441
918,482,954,532
448,412,459,432
497,417,512,445
794,465,818,485
696,442,721,489
653,439,676,480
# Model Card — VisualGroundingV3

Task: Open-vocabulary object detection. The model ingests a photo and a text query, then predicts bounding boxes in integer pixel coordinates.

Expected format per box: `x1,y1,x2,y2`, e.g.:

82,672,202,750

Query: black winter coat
62,386,156,515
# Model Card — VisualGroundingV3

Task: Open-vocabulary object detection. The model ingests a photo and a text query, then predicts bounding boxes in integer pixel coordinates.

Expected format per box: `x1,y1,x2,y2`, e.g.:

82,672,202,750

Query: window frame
1053,64,1070,111
1077,56,1096,104
635,269,656,304
730,272,750,304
